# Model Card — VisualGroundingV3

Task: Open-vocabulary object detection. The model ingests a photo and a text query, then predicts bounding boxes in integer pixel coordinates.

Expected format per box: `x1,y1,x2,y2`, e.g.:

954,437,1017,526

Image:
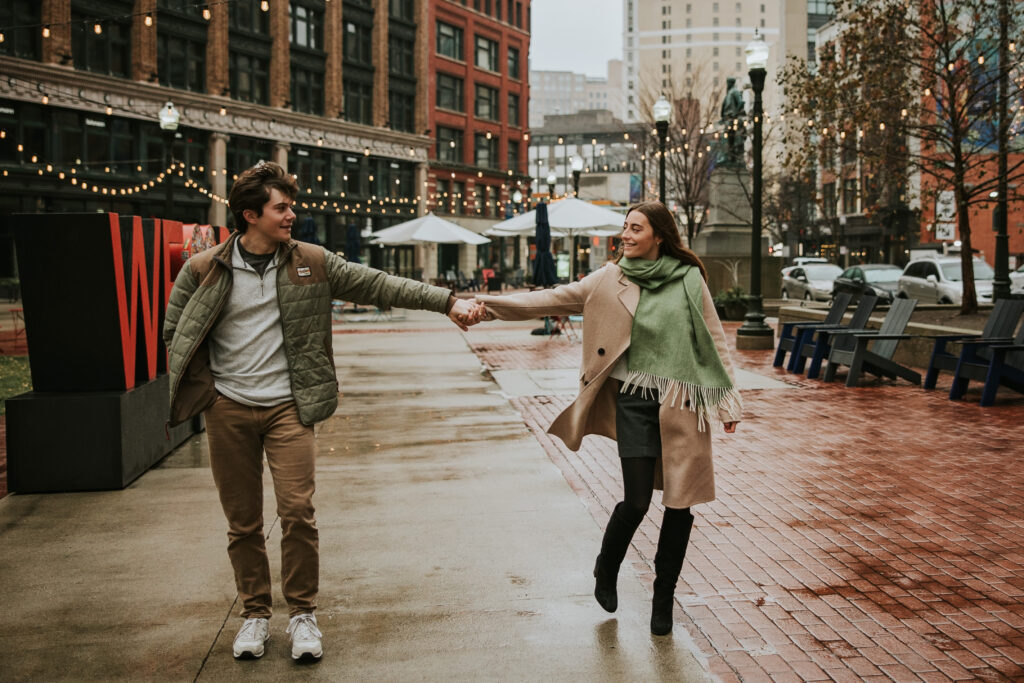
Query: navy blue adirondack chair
794,295,880,378
772,293,852,369
923,298,1024,390
822,298,920,387
948,321,1024,405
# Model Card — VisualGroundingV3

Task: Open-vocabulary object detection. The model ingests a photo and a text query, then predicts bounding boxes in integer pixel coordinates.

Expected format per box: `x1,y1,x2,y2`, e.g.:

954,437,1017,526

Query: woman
475,201,741,636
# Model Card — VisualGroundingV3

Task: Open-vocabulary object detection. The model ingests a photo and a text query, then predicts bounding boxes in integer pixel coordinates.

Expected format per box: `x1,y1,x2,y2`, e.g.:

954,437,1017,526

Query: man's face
244,187,296,244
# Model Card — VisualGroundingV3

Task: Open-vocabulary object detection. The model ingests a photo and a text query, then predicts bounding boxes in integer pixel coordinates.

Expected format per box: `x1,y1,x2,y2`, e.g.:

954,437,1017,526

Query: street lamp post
653,95,671,204
993,0,1011,300
571,156,583,197
159,101,181,220
547,172,557,200
736,31,774,349
570,156,584,280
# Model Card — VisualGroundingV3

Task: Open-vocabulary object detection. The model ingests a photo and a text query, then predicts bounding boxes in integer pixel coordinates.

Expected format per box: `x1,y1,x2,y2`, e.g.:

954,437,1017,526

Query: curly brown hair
617,201,708,281
227,161,298,232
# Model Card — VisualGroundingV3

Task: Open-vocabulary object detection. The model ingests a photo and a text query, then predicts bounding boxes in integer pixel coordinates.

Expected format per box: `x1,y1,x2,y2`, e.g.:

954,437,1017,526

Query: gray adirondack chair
822,298,920,387
949,321,1024,405
793,295,879,378
772,293,853,369
923,298,1024,390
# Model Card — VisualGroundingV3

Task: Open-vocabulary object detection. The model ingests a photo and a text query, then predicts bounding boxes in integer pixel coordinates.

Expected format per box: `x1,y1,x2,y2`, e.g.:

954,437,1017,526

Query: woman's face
621,210,662,260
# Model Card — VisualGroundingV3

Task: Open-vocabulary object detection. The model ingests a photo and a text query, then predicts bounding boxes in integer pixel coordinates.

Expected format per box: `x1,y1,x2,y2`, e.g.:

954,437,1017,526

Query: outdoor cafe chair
772,292,852,369
822,298,921,387
792,295,880,378
922,298,1024,391
948,318,1024,406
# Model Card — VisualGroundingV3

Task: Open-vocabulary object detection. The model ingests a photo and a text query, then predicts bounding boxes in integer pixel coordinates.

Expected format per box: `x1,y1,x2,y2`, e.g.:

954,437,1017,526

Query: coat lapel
616,269,640,316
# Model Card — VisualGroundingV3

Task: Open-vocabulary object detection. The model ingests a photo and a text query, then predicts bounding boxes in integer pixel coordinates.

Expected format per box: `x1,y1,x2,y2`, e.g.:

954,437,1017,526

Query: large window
389,36,415,76
344,80,373,124
507,93,520,127
507,140,519,173
437,127,463,162
344,21,373,64
72,9,131,77
475,35,499,71
291,3,323,50
158,33,205,92
437,74,464,111
474,133,498,168
437,21,463,60
475,85,499,120
0,1,41,59
842,178,858,214
231,0,270,33
507,46,520,79
389,90,415,132
231,52,269,104
389,0,414,20
292,66,324,114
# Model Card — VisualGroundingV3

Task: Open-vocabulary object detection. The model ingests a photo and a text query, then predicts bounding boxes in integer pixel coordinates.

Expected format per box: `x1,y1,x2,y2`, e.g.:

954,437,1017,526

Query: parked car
791,256,830,266
781,263,843,301
1011,263,1024,293
896,255,994,305
831,264,903,303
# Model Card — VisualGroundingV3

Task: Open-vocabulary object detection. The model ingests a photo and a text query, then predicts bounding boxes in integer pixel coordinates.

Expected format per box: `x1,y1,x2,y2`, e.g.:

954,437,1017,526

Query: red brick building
425,0,531,277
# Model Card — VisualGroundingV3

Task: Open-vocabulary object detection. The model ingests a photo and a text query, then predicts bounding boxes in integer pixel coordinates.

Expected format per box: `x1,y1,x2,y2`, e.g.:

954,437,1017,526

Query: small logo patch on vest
297,266,311,277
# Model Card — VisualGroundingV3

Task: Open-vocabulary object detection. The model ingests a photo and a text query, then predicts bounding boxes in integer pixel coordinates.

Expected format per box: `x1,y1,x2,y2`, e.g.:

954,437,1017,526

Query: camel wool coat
477,262,742,509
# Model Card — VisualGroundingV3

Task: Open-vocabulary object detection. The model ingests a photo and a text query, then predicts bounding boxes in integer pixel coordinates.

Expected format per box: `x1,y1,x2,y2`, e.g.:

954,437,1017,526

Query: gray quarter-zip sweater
208,239,292,406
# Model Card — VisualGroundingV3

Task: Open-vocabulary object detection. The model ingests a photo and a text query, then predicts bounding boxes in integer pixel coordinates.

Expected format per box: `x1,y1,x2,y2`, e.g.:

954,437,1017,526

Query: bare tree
634,67,724,246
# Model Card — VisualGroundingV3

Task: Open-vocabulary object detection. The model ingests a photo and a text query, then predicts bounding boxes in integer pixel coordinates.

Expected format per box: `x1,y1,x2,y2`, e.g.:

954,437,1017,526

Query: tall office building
621,0,798,123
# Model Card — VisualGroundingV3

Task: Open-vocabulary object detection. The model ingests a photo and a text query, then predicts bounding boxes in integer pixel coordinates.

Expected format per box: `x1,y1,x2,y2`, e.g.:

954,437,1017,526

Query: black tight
620,457,657,515
620,458,693,523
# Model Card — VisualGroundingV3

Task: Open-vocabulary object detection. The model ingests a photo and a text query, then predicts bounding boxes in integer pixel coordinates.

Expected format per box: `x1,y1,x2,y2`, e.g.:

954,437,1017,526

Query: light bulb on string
94,23,102,35
42,25,51,38
144,14,153,27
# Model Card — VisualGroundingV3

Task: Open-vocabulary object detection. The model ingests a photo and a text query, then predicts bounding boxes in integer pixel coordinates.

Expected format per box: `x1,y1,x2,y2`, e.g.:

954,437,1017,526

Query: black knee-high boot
593,502,646,612
651,507,694,635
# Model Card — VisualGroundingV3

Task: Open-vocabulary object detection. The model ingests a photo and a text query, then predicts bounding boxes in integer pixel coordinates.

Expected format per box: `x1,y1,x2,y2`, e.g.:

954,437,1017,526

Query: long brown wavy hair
615,201,708,281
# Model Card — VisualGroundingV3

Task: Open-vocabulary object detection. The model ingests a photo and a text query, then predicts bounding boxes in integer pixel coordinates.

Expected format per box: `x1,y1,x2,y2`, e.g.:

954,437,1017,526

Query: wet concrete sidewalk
0,309,708,681
465,319,1024,682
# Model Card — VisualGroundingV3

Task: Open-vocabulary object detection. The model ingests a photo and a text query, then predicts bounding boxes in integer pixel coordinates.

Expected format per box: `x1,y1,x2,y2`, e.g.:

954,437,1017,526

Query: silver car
896,256,994,305
781,263,843,301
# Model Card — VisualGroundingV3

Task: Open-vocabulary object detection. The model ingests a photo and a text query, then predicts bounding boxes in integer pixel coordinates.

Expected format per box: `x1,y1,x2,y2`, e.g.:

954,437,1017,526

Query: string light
202,8,212,20
261,0,270,10
42,25,50,38
144,14,153,27
94,23,102,35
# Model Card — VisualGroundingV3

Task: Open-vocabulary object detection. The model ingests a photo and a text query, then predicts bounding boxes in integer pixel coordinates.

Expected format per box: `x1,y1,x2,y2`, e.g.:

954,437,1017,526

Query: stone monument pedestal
693,167,758,257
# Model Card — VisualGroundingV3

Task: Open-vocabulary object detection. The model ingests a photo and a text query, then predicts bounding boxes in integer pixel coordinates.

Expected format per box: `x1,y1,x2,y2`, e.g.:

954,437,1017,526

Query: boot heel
594,557,618,613
650,591,673,635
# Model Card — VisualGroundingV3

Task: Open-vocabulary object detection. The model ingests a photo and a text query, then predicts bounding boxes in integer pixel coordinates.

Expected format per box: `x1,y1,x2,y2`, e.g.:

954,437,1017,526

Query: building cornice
0,57,433,163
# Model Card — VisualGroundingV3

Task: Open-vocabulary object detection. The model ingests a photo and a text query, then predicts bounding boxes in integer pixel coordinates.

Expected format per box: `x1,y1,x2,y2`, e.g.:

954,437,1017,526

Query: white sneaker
232,617,270,659
286,613,323,661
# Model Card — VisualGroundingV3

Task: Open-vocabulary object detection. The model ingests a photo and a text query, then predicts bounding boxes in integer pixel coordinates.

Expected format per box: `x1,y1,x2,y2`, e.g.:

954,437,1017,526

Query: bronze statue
718,77,746,166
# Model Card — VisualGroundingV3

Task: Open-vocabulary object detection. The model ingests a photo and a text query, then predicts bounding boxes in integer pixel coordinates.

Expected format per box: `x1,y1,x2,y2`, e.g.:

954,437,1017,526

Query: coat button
597,347,606,355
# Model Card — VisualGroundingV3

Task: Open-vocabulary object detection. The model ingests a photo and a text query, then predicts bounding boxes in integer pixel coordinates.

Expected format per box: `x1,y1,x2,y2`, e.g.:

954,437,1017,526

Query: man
163,161,480,662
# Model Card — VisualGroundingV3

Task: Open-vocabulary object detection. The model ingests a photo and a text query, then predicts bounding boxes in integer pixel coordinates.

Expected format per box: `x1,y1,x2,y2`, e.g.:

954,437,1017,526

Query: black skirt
615,387,661,459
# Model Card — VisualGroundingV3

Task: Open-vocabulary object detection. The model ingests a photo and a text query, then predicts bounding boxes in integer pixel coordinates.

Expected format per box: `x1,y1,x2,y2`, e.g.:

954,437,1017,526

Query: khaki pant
205,395,318,618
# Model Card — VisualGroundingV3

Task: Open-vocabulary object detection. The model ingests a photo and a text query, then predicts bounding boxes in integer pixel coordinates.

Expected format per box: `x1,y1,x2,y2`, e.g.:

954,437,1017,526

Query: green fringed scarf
618,255,743,430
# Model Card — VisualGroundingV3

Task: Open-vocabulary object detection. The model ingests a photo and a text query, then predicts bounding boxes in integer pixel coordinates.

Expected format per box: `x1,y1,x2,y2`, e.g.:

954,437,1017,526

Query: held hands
447,299,488,331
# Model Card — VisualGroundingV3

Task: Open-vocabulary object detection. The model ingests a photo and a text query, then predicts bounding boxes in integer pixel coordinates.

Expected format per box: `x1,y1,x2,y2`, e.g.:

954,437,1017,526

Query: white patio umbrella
369,212,490,245
489,198,625,281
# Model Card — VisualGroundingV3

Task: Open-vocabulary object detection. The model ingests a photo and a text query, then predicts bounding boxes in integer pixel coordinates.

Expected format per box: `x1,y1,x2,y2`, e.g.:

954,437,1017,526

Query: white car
896,256,994,305
781,263,844,301
1011,264,1024,293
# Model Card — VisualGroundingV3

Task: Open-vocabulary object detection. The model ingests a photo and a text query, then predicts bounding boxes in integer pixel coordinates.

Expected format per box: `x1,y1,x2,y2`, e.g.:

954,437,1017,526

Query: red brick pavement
465,322,1024,682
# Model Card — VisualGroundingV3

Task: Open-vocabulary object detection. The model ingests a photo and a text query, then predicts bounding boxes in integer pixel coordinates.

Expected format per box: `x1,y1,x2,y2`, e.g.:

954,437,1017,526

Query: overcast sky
529,0,623,78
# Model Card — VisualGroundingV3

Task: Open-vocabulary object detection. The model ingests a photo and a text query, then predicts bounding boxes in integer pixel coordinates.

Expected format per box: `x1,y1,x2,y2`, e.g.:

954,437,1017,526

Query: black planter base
6,374,196,493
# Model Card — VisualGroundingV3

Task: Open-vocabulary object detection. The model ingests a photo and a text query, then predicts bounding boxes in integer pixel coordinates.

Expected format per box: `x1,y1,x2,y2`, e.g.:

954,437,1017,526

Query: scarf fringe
621,371,744,432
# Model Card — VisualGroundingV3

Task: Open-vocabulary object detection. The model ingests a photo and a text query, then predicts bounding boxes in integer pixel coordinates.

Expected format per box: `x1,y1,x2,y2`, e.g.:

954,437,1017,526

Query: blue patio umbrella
345,222,362,263
532,201,558,288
